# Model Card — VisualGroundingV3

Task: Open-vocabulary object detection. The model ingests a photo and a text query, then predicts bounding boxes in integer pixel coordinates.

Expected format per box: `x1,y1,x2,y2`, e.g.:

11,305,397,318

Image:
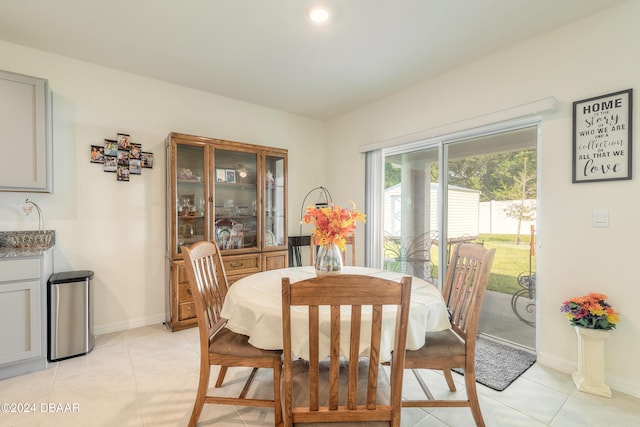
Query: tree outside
385,148,537,293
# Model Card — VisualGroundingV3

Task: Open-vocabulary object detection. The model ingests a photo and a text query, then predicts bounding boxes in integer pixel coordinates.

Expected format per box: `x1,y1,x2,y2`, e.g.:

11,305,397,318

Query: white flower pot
572,326,612,398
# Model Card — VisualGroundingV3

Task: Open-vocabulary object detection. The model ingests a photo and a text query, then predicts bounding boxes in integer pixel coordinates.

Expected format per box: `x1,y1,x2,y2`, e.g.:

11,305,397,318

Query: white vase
572,326,612,398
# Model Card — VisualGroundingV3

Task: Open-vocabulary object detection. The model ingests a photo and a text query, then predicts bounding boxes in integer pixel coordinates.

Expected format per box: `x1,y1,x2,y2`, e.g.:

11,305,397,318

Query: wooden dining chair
309,234,356,266
182,241,283,427
401,242,495,427
281,274,412,427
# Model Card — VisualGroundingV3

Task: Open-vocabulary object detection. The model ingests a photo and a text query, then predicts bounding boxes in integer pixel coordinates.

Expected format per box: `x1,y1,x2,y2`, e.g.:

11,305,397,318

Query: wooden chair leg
189,362,211,427
215,366,228,388
465,372,485,427
411,369,435,400
443,369,457,391
273,357,283,426
239,368,259,398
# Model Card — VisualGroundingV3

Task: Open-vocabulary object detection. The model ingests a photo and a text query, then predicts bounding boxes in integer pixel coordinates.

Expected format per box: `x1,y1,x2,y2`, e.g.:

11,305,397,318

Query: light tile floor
1,324,639,426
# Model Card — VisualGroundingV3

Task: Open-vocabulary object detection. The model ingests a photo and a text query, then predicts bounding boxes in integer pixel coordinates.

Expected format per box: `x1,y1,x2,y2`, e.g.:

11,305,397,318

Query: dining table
220,266,452,363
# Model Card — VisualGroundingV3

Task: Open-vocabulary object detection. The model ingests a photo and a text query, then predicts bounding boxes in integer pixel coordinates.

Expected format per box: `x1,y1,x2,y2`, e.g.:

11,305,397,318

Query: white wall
325,2,639,397
0,40,326,334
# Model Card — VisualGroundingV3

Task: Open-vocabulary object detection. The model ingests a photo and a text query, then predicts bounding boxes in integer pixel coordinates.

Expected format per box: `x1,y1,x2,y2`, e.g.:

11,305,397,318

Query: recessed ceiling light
307,5,330,24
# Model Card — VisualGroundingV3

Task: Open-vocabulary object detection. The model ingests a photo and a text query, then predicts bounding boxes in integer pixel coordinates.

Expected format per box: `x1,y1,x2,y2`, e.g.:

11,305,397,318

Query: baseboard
93,313,167,336
536,350,575,374
607,375,640,399
537,350,640,399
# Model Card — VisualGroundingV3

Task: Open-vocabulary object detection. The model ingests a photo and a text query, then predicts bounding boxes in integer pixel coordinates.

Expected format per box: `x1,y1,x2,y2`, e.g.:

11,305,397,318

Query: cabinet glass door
264,154,286,248
176,144,207,253
214,149,258,251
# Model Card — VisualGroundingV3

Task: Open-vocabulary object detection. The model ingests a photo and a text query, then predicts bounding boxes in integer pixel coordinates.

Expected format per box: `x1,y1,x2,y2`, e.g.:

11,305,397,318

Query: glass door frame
367,116,542,291
168,138,211,259
262,151,288,251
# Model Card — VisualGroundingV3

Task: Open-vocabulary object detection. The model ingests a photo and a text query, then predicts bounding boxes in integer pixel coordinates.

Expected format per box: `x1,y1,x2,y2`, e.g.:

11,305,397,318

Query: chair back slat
282,274,412,426
308,304,320,411
182,241,229,340
310,234,357,266
348,305,362,410
329,305,340,410
344,234,356,266
367,304,383,409
442,243,495,340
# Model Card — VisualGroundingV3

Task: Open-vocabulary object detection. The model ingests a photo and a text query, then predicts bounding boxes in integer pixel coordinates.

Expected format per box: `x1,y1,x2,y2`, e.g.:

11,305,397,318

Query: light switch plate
593,210,609,228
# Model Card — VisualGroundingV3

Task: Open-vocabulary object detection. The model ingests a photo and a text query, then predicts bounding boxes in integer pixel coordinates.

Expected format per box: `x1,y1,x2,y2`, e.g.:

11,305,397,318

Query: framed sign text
572,89,632,183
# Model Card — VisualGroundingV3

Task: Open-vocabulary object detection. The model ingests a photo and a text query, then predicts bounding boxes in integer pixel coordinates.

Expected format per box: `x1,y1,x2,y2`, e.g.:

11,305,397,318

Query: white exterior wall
384,183,479,238
446,187,480,238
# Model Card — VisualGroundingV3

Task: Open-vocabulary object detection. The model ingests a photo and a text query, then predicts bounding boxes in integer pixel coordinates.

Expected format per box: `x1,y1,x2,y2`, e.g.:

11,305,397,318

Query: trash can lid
49,270,94,284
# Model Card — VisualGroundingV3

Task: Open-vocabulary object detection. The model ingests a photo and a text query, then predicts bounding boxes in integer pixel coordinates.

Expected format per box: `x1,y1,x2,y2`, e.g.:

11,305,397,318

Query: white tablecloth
220,266,451,362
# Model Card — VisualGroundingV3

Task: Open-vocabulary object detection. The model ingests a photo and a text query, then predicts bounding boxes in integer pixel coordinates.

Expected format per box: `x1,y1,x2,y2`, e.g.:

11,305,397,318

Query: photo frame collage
90,132,153,182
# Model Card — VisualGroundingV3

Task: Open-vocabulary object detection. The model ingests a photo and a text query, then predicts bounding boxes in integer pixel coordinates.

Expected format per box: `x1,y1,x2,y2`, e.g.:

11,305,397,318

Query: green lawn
384,233,535,295
480,234,536,294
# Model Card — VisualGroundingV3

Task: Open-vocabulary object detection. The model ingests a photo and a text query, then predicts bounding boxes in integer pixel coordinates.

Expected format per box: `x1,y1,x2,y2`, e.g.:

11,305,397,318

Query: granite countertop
0,230,55,258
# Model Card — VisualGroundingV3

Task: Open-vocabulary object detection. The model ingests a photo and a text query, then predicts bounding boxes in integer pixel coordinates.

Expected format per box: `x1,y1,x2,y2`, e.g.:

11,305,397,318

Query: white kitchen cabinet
0,69,52,192
0,250,53,380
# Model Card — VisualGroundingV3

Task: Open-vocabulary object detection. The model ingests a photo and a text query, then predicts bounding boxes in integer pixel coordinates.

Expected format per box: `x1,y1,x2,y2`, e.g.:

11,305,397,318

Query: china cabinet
165,132,288,331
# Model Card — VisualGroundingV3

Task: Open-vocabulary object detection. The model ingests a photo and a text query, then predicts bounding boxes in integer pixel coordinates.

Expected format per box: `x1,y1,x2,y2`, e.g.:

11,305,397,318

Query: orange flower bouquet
560,293,619,330
303,203,366,250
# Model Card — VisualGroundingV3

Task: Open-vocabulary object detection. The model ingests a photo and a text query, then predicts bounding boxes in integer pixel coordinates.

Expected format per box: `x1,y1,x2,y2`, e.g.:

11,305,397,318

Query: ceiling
0,0,627,120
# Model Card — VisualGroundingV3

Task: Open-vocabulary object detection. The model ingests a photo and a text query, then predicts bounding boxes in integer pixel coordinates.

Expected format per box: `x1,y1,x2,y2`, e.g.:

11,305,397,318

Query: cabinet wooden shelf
178,214,204,219
165,132,288,331
216,182,257,187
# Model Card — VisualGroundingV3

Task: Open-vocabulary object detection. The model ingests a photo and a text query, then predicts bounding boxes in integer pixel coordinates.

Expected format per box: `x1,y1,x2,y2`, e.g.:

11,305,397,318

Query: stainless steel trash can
48,270,94,361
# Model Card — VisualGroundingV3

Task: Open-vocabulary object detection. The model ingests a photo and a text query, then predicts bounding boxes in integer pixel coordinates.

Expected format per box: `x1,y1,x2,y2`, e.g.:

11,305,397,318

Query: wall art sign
572,89,632,183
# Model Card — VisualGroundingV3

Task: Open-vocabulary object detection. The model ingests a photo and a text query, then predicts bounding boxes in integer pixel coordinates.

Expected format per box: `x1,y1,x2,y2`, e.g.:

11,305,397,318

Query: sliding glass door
373,123,539,349
383,146,441,283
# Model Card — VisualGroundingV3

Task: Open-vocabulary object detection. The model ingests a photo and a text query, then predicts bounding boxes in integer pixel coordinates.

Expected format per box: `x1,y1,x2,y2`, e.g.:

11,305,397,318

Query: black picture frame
117,133,131,151
141,152,154,168
130,143,142,159
117,150,130,166
104,139,118,156
104,155,117,172
117,165,130,181
90,145,104,163
129,159,142,175
572,89,633,183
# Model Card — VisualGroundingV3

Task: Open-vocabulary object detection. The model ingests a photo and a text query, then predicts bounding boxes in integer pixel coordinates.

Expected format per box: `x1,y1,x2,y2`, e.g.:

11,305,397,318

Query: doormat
453,336,536,391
